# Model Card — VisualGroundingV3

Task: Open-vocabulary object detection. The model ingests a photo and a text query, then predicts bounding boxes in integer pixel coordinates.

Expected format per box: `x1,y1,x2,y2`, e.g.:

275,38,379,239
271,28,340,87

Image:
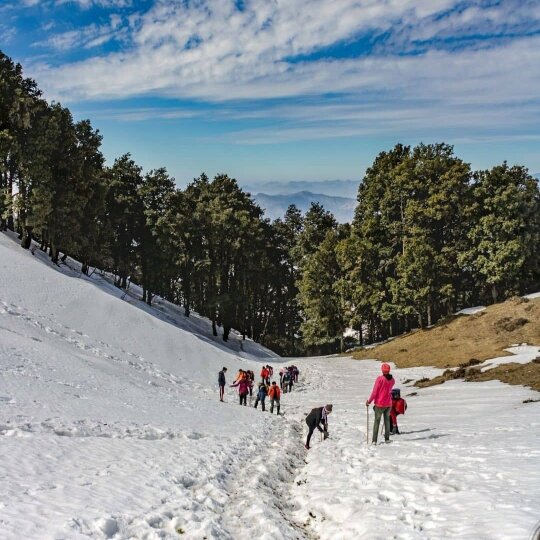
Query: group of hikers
218,361,407,448
218,364,296,415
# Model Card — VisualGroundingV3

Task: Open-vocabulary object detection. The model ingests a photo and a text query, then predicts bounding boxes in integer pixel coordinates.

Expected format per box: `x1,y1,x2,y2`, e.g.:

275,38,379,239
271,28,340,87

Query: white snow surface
524,291,540,299
455,306,486,315
1,231,539,539
477,345,540,372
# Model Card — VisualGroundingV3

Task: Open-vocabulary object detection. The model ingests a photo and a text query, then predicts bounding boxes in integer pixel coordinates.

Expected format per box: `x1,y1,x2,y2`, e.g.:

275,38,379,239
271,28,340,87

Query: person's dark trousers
288,382,293,393
372,406,391,443
254,397,265,411
219,384,225,401
305,419,321,447
270,398,280,414
240,393,247,406
249,386,253,397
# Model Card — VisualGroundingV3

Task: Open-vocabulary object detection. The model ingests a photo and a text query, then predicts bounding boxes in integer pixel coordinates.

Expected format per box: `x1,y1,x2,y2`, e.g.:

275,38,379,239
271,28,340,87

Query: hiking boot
304,443,310,450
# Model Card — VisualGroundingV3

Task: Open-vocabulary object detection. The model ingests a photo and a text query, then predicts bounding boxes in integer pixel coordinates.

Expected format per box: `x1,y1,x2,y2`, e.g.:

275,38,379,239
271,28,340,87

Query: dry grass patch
353,296,540,369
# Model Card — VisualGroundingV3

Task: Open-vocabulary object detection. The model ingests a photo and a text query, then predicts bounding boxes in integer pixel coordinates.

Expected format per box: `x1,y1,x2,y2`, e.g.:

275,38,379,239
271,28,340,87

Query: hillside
353,295,540,390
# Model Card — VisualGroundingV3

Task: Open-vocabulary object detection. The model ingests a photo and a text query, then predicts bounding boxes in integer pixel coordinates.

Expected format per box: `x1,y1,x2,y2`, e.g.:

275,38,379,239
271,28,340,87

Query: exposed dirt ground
353,296,540,369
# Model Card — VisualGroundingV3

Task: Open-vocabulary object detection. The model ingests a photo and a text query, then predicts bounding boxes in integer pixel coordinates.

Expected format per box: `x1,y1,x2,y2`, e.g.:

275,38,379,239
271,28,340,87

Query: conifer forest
2,50,539,355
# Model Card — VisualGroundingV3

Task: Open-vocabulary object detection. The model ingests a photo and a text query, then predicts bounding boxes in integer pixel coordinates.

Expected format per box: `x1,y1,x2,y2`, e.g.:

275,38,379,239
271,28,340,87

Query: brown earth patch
353,296,540,369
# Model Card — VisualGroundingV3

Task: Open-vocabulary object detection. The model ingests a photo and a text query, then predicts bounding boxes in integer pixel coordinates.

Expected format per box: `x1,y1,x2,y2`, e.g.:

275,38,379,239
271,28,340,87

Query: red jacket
392,397,407,415
261,367,269,379
268,385,281,399
367,374,395,407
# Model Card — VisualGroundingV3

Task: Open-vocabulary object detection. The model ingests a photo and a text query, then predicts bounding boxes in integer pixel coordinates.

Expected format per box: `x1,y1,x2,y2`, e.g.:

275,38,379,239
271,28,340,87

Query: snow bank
455,306,486,315
478,344,540,372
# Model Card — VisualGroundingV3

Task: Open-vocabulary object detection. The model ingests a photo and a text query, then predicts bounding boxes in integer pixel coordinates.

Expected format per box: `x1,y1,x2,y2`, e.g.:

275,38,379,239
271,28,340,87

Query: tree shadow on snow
399,428,432,435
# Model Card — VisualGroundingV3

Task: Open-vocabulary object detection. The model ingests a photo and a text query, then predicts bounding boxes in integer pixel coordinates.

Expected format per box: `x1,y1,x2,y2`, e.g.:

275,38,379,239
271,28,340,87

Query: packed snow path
285,359,540,539
1,231,539,539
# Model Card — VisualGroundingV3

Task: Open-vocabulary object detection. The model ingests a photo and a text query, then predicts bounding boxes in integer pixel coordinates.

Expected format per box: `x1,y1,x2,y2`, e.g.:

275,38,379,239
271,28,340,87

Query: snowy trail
2,231,540,539
285,358,540,540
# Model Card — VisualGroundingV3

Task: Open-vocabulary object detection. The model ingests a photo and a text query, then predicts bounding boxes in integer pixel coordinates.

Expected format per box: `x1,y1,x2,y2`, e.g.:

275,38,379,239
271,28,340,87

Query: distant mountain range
244,179,359,199
254,191,356,223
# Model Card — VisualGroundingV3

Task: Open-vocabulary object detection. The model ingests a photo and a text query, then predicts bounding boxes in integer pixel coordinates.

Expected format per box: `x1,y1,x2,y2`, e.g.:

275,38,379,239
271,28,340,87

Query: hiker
218,367,227,402
292,365,299,383
305,404,332,450
254,382,268,411
267,365,274,378
260,366,269,384
268,381,281,414
279,367,286,386
366,363,395,444
282,370,290,393
390,388,407,434
231,376,250,406
247,370,255,396
287,372,294,393
233,369,245,384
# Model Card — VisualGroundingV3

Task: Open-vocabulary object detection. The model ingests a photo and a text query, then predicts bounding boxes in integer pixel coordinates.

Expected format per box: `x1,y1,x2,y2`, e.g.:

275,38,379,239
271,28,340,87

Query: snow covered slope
1,231,539,540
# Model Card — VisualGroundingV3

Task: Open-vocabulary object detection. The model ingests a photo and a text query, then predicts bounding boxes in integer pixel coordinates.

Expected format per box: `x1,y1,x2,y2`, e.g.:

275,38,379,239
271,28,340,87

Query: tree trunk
212,319,218,337
146,291,152,306
223,325,230,342
20,227,32,249
427,301,432,327
491,284,498,305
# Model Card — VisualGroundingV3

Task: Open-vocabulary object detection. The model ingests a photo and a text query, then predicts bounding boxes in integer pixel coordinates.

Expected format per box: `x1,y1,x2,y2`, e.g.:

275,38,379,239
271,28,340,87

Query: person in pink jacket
366,363,395,443
231,378,251,406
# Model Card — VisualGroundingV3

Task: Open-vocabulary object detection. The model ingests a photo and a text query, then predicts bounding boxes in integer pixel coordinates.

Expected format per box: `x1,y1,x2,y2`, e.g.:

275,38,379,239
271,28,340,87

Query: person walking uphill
268,381,281,414
218,367,227,402
254,382,267,411
305,404,332,450
366,363,395,444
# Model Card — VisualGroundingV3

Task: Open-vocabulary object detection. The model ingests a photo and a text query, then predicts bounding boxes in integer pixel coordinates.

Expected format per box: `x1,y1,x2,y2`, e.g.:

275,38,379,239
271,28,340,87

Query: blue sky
1,0,540,188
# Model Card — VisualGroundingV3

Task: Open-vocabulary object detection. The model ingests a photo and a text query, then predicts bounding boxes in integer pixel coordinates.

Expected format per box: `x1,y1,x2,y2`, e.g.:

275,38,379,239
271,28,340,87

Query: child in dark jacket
254,383,268,411
390,388,407,434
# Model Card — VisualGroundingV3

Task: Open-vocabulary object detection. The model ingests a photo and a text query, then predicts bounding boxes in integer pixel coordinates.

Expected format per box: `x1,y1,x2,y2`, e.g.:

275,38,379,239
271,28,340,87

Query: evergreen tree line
2,51,539,355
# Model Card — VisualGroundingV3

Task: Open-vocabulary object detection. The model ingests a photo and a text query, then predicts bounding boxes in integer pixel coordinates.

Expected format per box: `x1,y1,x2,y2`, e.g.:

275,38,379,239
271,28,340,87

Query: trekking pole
366,404,369,445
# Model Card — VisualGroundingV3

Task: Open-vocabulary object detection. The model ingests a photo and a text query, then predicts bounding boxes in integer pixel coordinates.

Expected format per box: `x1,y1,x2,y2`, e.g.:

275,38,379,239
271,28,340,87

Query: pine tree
104,154,144,288
461,163,540,303
298,228,345,353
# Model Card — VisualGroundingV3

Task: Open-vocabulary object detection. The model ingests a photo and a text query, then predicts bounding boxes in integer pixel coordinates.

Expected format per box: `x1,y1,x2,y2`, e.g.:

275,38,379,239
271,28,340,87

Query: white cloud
35,14,127,51
55,0,132,8
26,0,540,141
